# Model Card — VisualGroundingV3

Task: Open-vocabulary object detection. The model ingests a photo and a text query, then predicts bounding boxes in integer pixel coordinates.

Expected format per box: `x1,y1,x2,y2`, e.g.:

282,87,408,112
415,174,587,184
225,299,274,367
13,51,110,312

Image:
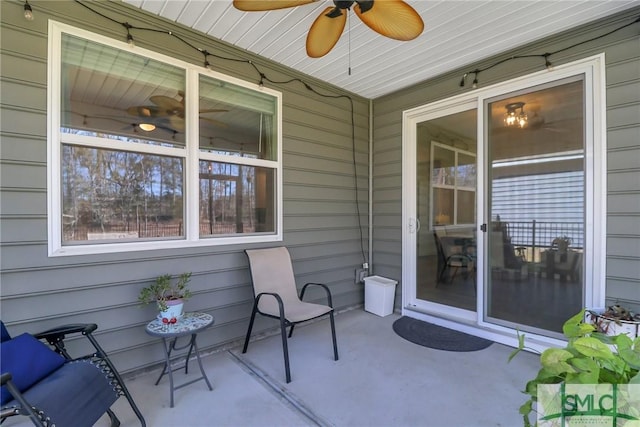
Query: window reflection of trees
62,145,184,242
198,162,273,235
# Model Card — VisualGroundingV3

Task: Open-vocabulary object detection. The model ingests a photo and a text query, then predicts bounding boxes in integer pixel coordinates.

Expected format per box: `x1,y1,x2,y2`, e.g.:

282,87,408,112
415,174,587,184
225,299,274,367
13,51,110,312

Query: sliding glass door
484,77,586,336
414,108,478,312
403,56,605,343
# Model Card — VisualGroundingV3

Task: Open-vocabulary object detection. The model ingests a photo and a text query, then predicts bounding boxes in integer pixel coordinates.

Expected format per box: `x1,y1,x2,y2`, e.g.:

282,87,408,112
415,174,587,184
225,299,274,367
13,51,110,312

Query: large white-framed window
48,21,282,256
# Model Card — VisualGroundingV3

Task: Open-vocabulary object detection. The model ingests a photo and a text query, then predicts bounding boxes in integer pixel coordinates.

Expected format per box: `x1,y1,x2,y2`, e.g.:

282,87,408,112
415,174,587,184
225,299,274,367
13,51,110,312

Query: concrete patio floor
98,308,541,427
15,308,542,427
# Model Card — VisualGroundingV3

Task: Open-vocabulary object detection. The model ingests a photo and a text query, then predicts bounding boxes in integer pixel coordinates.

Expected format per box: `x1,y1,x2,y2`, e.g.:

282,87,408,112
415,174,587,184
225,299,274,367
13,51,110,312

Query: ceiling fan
127,92,228,131
233,0,424,58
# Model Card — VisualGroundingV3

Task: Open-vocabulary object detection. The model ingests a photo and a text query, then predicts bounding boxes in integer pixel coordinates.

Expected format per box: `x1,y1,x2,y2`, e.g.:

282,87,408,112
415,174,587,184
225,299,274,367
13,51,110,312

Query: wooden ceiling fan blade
306,7,346,58
169,115,185,132
233,0,316,11
126,105,168,118
355,0,424,41
150,95,184,110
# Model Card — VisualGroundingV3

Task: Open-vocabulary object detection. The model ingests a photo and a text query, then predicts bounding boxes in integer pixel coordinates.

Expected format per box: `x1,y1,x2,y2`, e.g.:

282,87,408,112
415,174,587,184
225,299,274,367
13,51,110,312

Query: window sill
48,233,282,257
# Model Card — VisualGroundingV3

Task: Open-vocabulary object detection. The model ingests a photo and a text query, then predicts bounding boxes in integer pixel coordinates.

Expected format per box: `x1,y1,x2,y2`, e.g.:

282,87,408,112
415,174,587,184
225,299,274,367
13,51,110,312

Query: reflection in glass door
415,109,477,311
485,77,585,336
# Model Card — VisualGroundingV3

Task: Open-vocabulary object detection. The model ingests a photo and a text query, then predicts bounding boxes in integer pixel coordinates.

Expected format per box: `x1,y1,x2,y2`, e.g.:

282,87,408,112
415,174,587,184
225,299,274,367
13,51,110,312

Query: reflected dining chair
434,232,476,292
242,247,339,383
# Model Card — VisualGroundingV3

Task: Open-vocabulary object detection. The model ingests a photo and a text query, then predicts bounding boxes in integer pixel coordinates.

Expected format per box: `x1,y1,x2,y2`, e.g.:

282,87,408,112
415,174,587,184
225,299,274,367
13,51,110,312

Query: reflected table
145,312,214,407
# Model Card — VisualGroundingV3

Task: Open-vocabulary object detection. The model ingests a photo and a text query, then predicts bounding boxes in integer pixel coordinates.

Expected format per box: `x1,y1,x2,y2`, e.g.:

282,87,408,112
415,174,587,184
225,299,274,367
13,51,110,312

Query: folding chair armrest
34,323,97,342
300,282,334,308
34,324,98,360
1,372,11,387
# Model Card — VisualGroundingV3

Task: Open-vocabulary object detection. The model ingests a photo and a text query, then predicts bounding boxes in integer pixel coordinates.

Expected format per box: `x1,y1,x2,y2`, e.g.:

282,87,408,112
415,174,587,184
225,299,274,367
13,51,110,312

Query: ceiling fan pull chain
348,12,352,76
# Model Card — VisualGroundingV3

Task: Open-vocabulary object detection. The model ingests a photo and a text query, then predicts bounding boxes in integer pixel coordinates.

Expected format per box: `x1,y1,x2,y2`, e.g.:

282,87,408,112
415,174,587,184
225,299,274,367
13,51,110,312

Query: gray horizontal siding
605,28,640,313
372,6,640,312
0,0,369,374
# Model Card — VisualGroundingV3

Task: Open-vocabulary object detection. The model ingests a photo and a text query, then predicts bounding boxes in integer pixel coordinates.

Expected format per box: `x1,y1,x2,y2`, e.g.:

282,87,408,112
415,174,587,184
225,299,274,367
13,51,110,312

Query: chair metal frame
242,248,339,383
1,323,146,427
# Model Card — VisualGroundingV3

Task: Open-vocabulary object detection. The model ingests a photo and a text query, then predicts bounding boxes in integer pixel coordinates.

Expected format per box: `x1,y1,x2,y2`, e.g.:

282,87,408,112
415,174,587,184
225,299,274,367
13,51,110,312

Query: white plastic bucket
364,276,398,317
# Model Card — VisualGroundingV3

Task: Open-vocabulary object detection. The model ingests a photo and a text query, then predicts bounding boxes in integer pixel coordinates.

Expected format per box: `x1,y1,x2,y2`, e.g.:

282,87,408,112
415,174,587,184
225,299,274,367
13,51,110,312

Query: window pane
457,190,476,224
199,161,275,236
433,188,454,225
457,153,476,188
432,146,455,186
60,34,186,147
62,145,184,243
430,141,476,228
198,75,278,160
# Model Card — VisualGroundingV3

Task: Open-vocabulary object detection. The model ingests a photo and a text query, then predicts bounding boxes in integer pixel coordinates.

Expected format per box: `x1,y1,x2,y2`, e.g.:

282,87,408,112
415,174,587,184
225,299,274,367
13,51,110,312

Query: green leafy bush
509,309,640,426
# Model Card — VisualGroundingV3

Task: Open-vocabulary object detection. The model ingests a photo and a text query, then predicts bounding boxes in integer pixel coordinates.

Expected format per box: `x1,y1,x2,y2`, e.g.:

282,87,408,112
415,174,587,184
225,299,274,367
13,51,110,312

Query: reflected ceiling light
138,123,156,132
504,102,528,128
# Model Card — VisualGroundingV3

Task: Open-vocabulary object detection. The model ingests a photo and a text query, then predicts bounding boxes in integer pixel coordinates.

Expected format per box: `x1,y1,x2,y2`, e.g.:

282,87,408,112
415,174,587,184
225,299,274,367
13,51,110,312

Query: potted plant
138,272,192,323
509,309,640,426
586,304,640,339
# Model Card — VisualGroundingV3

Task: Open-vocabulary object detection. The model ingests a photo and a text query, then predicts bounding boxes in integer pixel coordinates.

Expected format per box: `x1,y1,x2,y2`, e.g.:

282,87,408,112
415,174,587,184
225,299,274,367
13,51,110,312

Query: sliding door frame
401,54,607,350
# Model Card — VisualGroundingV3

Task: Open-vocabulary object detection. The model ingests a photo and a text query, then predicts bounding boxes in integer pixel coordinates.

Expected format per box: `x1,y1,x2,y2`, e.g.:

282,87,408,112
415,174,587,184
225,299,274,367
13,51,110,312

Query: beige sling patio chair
242,247,339,383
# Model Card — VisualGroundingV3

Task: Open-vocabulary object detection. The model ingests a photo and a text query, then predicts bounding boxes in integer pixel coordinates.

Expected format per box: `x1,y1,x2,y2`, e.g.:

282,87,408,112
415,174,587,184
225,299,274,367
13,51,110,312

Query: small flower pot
159,299,184,322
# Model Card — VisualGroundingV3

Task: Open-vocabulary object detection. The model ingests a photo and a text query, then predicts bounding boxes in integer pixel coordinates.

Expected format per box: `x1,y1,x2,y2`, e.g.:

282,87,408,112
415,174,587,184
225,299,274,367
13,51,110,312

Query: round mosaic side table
145,312,214,407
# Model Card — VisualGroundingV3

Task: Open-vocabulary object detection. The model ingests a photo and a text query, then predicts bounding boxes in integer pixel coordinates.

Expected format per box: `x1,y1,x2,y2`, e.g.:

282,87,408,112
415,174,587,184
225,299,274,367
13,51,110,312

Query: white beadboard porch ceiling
122,1,638,99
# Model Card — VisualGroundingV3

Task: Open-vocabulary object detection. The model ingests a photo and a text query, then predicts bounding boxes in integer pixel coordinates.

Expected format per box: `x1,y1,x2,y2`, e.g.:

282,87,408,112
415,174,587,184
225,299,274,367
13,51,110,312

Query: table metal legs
155,333,213,407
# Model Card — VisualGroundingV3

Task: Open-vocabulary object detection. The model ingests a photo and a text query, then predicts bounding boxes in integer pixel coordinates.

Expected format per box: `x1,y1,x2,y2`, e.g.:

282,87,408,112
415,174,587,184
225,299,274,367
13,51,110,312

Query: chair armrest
34,323,97,341
1,372,11,386
300,283,334,308
255,292,286,318
446,254,473,262
33,324,98,360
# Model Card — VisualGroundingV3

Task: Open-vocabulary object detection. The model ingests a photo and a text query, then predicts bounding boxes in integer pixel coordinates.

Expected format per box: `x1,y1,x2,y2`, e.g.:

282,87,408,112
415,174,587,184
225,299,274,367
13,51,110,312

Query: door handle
409,218,420,233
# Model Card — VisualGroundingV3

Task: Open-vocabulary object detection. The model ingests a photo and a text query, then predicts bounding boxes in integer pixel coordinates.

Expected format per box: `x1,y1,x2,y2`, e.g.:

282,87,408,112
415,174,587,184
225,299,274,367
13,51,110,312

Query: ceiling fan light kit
233,0,424,58
138,123,156,132
127,92,229,134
